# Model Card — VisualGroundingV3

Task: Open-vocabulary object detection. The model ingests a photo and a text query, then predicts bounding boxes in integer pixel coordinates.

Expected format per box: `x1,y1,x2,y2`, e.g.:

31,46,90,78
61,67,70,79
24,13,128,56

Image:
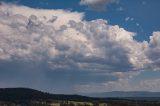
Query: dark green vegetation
0,88,160,106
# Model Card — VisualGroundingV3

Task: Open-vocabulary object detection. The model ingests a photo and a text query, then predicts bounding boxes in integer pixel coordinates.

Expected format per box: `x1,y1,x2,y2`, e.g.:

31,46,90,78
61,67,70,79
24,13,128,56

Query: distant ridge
0,87,160,102
0,88,160,106
85,91,160,98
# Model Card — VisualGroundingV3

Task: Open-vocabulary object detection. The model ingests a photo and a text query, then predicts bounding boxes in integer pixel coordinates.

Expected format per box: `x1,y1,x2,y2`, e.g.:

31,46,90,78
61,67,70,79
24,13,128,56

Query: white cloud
80,0,117,11
0,3,84,29
75,31,160,93
0,3,145,72
0,3,160,93
145,32,160,71
0,3,156,72
125,17,134,21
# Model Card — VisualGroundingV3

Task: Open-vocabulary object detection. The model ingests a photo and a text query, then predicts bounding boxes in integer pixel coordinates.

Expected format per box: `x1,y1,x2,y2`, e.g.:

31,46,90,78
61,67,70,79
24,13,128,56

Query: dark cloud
80,0,118,11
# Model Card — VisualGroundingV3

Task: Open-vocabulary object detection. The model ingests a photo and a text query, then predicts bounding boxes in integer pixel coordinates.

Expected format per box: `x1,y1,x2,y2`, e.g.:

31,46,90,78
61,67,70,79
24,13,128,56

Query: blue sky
0,0,160,94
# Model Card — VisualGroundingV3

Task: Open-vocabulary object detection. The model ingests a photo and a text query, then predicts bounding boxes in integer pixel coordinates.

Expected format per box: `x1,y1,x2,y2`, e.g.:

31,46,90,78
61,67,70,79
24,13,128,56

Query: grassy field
0,100,108,106
1,99,160,106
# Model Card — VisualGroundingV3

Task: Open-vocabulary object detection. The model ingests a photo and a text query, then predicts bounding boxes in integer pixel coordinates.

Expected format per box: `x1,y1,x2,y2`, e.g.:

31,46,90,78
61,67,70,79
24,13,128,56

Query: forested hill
0,88,102,102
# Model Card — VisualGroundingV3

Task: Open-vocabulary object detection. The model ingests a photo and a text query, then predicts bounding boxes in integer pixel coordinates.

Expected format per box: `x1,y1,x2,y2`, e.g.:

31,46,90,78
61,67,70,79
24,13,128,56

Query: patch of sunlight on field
69,101,93,106
51,103,60,106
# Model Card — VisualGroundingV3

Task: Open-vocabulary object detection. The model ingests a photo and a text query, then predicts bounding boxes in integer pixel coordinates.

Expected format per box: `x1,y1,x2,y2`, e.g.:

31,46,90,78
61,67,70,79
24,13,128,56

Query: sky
0,0,160,94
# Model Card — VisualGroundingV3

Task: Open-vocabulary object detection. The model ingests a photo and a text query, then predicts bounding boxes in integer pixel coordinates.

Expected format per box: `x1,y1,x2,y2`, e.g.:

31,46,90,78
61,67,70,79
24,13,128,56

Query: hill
0,88,160,106
86,91,160,98
0,88,101,102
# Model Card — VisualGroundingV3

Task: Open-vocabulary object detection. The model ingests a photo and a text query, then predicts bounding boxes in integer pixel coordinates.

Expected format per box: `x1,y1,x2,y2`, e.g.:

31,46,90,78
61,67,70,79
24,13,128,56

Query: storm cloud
0,3,160,93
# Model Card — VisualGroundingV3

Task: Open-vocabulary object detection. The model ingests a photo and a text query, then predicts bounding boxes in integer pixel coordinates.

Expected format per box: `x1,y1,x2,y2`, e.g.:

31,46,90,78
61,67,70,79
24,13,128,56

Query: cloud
0,2,157,73
0,3,160,93
75,71,139,93
75,31,160,93
125,17,134,22
138,79,160,91
75,77,160,93
75,79,132,93
0,3,147,73
80,0,117,11
145,32,160,71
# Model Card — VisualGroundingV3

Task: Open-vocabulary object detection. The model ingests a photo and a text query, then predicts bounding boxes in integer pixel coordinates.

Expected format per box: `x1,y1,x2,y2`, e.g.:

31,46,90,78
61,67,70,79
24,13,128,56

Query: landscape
0,0,160,106
0,88,160,106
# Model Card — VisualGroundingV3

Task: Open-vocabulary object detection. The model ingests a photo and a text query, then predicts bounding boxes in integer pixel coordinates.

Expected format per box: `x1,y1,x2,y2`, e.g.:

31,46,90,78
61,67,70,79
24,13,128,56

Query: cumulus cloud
80,0,117,11
145,32,160,71
0,3,160,93
0,3,148,73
